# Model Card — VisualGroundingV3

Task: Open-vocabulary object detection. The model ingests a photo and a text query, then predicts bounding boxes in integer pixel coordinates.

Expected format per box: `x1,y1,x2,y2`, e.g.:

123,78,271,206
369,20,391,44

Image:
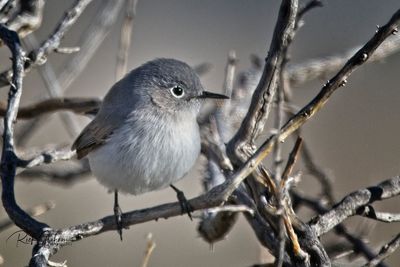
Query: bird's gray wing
72,71,139,159
71,114,119,159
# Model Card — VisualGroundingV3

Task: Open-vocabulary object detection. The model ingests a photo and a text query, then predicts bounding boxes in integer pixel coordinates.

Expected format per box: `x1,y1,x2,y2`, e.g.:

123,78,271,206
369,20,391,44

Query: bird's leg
114,190,123,241
170,184,193,220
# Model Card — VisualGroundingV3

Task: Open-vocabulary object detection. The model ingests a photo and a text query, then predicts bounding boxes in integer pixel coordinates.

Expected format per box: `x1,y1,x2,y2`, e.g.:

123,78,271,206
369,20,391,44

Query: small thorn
361,53,368,61
340,79,347,87
392,27,398,35
376,25,380,33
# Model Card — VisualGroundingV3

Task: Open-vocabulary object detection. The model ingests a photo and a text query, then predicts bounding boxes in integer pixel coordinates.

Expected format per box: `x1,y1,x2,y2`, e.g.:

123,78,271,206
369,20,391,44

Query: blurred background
1,0,400,266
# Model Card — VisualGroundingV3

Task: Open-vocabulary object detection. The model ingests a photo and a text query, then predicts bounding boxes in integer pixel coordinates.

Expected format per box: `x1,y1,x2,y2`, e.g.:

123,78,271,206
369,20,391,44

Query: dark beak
197,91,229,99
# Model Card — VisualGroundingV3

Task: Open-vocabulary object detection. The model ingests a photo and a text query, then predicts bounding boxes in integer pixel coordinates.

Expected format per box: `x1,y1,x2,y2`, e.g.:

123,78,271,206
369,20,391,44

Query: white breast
88,111,201,195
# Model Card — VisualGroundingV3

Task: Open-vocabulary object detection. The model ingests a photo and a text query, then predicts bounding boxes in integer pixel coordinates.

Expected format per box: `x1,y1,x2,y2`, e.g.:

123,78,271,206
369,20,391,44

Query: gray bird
72,58,228,239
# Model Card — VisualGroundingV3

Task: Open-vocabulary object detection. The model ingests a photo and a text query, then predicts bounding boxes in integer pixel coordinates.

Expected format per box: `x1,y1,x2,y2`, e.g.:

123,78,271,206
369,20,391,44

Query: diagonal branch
362,233,400,267
227,0,298,162
28,0,93,65
310,176,400,236
287,33,400,88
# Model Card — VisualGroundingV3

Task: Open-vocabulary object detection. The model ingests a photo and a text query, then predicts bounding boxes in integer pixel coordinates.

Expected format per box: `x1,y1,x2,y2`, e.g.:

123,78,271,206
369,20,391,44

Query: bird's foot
170,184,193,220
114,190,123,241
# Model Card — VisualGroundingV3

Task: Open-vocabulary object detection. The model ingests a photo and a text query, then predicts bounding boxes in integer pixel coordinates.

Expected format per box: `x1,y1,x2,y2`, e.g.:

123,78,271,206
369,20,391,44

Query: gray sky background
1,1,400,266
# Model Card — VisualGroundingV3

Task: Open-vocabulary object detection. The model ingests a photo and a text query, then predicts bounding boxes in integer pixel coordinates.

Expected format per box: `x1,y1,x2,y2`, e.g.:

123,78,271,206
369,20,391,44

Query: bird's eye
170,86,185,98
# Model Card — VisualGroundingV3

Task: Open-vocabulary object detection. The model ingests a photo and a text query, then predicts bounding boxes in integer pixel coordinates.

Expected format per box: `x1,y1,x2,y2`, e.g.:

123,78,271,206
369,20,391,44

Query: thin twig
281,137,302,185
141,233,156,267
28,0,93,65
362,233,400,267
17,146,76,169
357,205,400,223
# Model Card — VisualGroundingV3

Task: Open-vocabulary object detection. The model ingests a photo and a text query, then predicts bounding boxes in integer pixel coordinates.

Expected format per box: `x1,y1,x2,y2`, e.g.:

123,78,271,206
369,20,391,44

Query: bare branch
287,34,400,88
0,201,55,232
0,97,101,119
17,146,76,169
281,137,302,184
227,0,298,162
310,176,400,236
293,190,388,266
0,25,48,238
28,0,93,65
357,205,400,223
277,8,400,147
